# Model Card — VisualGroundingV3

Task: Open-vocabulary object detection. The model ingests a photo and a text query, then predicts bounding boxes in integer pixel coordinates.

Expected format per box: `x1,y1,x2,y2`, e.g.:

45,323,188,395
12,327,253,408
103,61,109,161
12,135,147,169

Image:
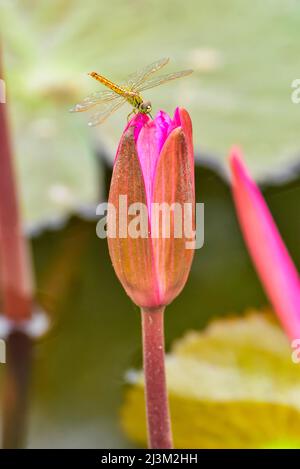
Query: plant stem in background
141,307,173,449
0,47,33,322
2,332,33,449
0,44,35,448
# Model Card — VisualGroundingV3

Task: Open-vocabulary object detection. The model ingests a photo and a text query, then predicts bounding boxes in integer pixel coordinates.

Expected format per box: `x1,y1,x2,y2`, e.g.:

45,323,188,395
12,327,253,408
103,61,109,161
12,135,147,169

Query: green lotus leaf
1,0,300,222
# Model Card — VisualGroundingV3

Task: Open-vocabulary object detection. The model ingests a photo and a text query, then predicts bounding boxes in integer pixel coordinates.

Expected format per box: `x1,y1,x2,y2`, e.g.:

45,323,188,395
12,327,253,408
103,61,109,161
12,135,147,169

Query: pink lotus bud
230,147,300,341
107,108,195,309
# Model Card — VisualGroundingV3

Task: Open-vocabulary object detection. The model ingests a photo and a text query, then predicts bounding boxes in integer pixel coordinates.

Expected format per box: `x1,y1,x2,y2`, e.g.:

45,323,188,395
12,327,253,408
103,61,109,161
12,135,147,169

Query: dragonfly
70,58,193,126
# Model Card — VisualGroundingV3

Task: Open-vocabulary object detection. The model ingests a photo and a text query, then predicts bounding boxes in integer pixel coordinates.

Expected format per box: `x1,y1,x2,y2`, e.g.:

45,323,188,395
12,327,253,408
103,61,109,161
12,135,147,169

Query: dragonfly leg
127,108,137,122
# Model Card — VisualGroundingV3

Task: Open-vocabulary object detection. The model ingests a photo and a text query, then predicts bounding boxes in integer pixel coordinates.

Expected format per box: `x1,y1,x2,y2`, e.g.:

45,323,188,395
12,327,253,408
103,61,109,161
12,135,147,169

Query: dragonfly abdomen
88,72,125,96
88,71,143,109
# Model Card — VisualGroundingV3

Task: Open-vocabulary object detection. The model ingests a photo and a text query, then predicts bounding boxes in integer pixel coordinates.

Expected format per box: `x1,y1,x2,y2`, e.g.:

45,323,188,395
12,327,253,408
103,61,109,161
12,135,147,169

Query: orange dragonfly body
70,58,193,126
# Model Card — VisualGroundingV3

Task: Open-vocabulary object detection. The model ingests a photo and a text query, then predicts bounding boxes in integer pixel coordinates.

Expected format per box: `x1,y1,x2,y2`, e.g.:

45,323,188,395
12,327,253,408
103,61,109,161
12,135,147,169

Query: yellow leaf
121,312,300,448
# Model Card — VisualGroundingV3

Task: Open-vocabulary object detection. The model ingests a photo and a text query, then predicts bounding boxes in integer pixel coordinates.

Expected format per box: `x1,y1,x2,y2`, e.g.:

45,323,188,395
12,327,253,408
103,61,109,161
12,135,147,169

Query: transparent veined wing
88,96,126,126
70,89,121,113
136,69,193,92
124,57,170,90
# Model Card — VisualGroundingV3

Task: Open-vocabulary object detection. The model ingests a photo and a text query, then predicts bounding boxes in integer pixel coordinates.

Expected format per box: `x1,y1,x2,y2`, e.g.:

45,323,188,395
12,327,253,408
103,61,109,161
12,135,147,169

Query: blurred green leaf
1,0,300,221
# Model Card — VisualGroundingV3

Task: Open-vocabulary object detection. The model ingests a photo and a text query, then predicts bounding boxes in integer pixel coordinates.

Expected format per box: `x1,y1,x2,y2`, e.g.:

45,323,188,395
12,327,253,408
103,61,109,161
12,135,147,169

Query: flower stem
0,43,34,448
2,331,33,448
141,307,173,449
0,43,34,321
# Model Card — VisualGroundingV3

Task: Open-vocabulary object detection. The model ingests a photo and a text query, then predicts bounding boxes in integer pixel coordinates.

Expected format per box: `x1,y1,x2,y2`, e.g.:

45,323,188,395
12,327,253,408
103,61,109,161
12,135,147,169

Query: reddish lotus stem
0,45,33,321
2,331,33,448
0,43,35,449
141,307,173,449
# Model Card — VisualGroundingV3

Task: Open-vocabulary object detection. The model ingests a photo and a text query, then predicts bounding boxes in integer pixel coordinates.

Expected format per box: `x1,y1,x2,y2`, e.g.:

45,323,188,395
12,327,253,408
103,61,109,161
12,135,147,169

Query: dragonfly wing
123,57,170,89
136,69,193,92
88,97,126,126
70,89,120,113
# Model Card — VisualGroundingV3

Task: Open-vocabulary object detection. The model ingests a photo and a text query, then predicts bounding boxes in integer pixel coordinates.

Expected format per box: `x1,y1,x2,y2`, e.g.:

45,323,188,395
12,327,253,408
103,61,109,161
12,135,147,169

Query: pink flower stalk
107,108,195,448
230,147,300,341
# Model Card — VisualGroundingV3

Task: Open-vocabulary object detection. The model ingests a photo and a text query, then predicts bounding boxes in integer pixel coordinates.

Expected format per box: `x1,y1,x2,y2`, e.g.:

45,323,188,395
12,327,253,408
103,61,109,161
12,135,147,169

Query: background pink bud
230,147,300,340
108,108,195,308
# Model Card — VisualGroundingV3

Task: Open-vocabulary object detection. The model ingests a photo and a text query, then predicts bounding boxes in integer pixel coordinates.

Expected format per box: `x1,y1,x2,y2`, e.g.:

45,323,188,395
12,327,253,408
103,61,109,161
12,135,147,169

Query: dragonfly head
139,100,152,115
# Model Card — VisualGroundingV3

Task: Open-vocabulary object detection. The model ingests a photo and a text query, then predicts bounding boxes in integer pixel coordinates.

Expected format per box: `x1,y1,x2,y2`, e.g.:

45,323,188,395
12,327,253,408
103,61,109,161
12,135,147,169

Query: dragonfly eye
140,100,152,113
